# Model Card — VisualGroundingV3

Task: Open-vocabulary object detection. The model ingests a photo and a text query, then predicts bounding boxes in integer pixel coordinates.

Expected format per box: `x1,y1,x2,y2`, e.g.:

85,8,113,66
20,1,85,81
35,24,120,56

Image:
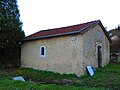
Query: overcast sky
18,0,120,36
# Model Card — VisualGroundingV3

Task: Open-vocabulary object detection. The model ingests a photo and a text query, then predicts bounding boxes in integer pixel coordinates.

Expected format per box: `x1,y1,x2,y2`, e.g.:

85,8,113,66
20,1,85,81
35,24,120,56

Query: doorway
97,46,102,68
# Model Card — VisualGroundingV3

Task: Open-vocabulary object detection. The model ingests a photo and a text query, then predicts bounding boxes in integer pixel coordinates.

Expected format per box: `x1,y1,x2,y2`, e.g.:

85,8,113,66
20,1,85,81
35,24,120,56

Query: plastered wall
21,34,84,76
82,24,110,73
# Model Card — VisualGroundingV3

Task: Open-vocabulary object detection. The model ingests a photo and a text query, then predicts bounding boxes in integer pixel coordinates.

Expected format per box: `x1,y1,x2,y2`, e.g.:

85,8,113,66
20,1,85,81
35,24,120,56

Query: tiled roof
24,20,98,41
23,20,110,42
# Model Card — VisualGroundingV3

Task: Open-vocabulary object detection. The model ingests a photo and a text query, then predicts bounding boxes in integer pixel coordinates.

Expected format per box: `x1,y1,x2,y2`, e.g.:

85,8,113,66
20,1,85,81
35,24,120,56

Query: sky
17,0,120,36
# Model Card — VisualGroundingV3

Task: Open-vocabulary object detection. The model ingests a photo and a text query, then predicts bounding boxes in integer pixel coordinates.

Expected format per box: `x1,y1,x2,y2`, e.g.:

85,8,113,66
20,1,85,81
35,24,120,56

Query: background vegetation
0,0,25,67
109,26,120,53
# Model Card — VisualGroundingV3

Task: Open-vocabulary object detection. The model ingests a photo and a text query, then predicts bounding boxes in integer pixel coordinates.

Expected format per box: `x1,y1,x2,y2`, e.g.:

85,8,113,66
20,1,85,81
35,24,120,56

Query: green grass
9,67,77,84
0,79,105,90
0,63,120,90
73,63,120,89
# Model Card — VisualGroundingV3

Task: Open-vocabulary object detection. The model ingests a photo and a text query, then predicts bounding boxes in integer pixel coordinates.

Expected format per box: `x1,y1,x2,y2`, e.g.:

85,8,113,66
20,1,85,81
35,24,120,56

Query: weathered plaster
82,24,110,73
21,34,84,76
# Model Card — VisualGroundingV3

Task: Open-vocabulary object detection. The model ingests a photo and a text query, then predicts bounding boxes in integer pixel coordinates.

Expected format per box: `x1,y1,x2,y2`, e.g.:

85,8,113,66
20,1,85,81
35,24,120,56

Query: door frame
96,42,102,68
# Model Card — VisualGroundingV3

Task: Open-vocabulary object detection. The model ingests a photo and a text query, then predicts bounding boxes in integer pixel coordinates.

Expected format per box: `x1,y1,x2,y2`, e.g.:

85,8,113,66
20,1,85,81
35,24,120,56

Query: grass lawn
0,63,120,90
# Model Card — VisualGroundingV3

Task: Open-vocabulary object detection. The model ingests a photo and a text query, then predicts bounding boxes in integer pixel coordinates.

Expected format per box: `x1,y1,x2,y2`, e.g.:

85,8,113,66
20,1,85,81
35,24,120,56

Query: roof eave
23,30,82,42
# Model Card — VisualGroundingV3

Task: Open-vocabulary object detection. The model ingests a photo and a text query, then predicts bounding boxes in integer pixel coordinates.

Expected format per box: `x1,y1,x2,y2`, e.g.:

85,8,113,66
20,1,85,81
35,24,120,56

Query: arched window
40,46,46,57
41,47,44,55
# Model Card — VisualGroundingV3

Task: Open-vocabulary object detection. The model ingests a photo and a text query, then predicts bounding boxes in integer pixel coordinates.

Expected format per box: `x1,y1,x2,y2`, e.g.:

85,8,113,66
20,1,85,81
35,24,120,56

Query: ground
0,63,120,90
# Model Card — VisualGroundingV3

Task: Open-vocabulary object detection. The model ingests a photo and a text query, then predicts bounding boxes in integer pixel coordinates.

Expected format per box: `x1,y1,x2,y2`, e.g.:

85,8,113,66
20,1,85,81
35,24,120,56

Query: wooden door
98,46,102,68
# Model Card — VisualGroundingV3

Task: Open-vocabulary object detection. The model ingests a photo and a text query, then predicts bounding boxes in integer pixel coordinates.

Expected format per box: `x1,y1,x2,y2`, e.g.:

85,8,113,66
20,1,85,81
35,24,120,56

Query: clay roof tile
24,20,98,41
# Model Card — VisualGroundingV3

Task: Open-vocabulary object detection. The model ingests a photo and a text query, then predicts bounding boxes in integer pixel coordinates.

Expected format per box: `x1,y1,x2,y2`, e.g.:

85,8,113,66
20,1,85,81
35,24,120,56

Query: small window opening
40,46,46,57
41,47,44,55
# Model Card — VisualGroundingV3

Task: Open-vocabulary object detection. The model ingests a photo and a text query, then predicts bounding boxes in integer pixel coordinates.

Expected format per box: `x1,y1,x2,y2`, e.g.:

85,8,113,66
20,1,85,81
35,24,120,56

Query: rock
12,76,25,82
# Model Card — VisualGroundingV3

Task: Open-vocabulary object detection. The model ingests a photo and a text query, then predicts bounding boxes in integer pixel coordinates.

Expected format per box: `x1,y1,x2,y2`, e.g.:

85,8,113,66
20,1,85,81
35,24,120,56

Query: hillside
109,26,120,53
